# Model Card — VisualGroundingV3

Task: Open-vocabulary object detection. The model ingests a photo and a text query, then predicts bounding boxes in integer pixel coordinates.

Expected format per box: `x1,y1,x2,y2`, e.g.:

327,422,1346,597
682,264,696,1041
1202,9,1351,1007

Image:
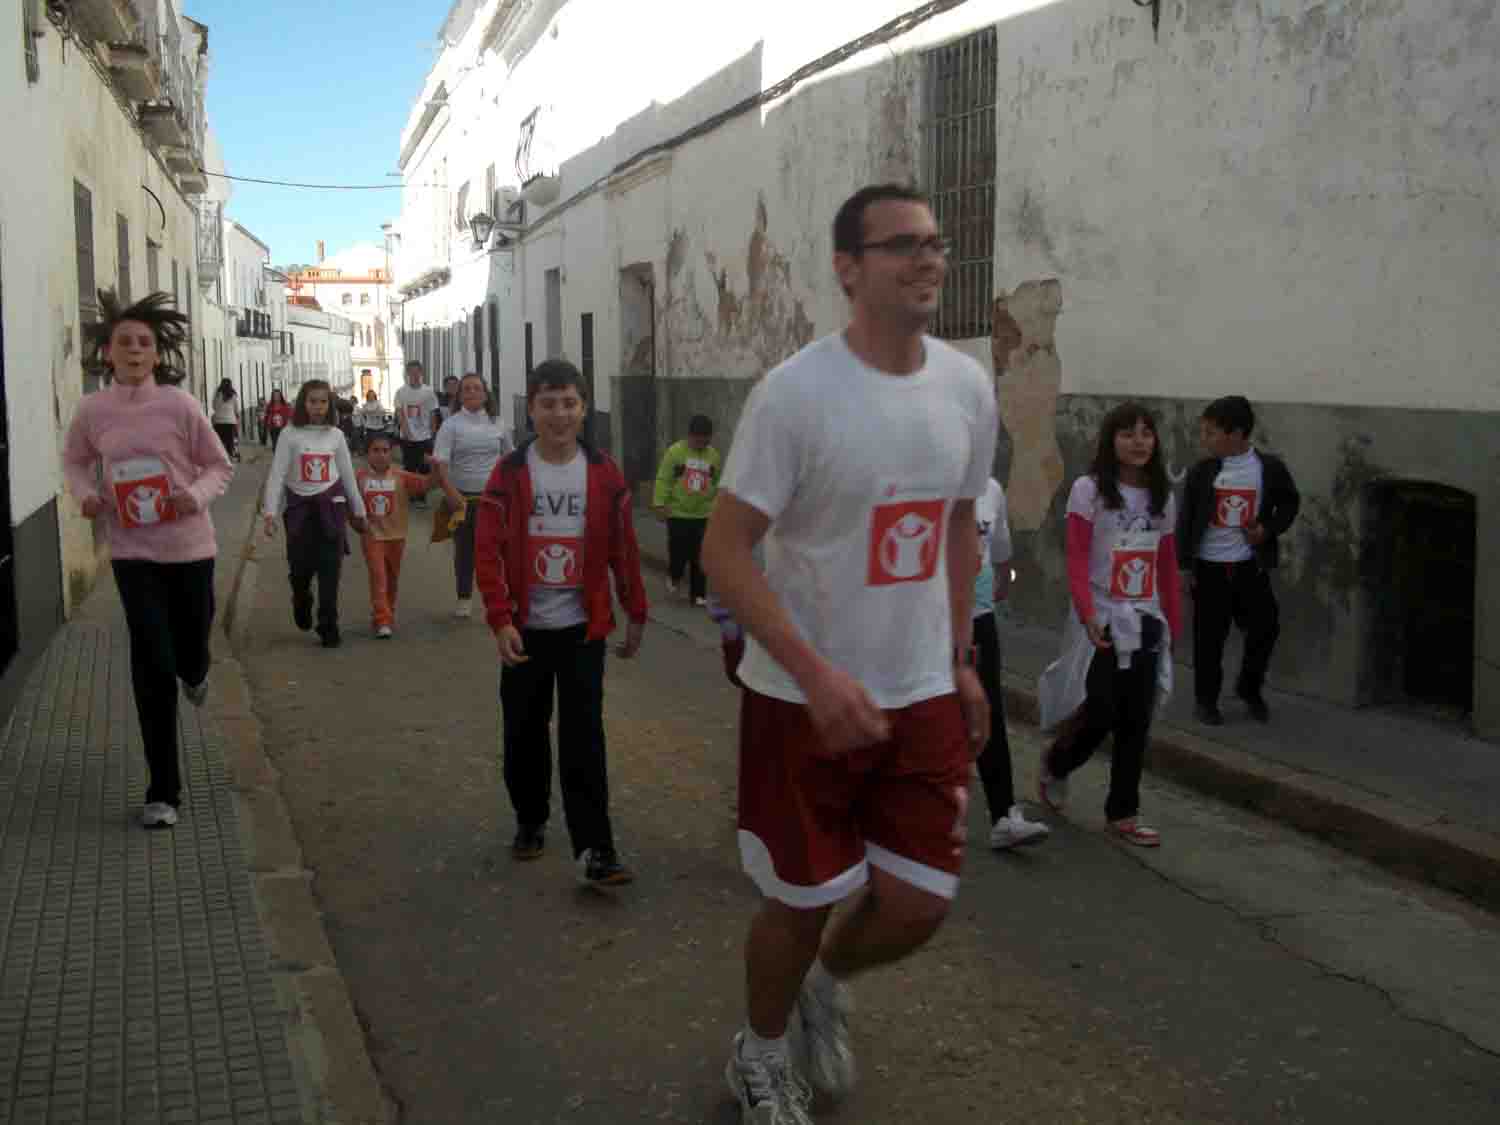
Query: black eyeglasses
858,235,952,259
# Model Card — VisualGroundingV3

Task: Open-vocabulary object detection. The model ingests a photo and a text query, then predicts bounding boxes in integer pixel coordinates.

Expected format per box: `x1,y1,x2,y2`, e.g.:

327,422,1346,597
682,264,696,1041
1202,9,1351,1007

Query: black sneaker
1237,687,1270,722
511,825,546,860
1194,701,1225,726
578,847,634,888
317,624,342,648
293,594,313,631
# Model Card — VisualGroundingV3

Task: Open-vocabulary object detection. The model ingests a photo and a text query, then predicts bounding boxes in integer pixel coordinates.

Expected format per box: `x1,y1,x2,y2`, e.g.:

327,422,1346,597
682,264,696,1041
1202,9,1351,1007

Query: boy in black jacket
1176,396,1300,725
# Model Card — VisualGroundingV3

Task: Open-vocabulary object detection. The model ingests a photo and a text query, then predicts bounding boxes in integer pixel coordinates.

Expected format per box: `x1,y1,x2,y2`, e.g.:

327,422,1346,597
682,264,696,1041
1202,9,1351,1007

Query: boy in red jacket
474,359,649,887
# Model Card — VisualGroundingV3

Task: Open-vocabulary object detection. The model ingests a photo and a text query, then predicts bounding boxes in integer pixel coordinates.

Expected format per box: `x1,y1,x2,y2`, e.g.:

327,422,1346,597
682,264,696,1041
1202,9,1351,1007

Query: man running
703,183,996,1123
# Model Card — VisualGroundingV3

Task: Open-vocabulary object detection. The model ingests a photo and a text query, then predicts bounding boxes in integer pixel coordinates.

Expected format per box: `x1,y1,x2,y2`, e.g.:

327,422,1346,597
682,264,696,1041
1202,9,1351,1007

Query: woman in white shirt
210,378,240,462
433,372,513,618
355,388,386,454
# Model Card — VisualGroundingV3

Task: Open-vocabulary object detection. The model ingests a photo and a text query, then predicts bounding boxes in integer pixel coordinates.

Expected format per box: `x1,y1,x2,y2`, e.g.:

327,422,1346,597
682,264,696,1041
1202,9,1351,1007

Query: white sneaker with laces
990,805,1050,849
725,1034,813,1125
794,974,856,1102
453,599,473,619
664,578,679,597
375,625,393,639
141,802,178,828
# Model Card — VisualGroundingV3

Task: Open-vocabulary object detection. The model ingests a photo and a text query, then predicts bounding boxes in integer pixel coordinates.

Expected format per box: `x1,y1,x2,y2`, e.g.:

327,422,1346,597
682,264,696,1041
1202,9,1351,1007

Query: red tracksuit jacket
474,439,649,640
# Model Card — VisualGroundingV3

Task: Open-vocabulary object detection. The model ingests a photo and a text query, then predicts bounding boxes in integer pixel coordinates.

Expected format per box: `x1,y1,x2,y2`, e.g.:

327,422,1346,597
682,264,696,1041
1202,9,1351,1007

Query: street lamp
468,211,494,251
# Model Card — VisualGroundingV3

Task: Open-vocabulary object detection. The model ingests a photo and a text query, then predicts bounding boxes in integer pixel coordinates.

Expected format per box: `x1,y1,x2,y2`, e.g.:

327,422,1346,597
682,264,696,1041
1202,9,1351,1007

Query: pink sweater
62,379,234,563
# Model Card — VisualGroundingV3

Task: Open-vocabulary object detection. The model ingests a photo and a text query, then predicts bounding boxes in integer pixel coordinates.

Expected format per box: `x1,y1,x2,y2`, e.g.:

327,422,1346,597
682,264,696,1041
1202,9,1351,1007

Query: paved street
227,465,1500,1125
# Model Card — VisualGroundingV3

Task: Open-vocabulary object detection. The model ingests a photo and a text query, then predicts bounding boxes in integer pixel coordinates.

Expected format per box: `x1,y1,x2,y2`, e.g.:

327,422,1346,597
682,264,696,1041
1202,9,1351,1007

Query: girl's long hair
1089,401,1170,516
87,290,190,386
216,378,236,399
292,380,334,427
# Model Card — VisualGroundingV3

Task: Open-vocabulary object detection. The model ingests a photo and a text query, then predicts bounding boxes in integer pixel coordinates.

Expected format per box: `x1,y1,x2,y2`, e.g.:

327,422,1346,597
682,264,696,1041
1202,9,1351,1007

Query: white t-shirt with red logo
1066,476,1175,611
525,445,588,630
1198,449,1263,563
721,332,998,709
261,425,366,519
394,384,440,443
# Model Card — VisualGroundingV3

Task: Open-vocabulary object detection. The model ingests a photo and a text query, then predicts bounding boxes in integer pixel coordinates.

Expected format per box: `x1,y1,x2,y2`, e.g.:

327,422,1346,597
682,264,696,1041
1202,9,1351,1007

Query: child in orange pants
356,433,431,637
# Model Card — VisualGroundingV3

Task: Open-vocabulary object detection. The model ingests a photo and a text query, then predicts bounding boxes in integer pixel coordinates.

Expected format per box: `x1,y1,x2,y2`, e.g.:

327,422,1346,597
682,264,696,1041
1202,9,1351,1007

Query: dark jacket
1175,451,1300,571
473,438,649,641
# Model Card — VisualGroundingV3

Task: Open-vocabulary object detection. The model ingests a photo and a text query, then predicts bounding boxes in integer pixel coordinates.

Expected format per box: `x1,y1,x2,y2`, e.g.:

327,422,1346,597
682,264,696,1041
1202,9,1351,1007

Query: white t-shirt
1198,449,1263,563
525,445,588,630
262,425,366,519
1066,476,1175,612
394,384,440,443
973,478,1012,619
211,394,238,425
433,409,511,493
722,332,998,709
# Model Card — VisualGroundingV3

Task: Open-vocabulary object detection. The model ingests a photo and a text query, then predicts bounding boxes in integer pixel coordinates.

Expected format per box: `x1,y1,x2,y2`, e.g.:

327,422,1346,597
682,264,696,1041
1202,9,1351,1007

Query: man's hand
80,495,105,519
1086,618,1112,649
954,665,991,754
801,664,890,757
175,491,201,516
1244,522,1267,546
615,621,645,659
497,625,529,666
262,513,277,539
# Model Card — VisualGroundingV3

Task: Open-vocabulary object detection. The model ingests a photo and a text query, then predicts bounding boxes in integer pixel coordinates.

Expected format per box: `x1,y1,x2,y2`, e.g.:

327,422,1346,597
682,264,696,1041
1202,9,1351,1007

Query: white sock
740,1027,788,1061
805,958,841,1001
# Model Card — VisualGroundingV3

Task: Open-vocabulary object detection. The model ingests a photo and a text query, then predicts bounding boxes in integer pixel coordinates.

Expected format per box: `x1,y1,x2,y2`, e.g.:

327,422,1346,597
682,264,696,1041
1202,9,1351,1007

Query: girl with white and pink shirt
62,292,234,829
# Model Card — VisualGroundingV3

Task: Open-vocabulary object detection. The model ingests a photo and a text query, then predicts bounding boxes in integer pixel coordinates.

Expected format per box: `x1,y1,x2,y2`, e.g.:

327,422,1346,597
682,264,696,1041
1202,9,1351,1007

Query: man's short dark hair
832,184,930,256
405,360,423,373
443,374,459,385
527,358,588,403
1202,395,1255,438
688,414,713,437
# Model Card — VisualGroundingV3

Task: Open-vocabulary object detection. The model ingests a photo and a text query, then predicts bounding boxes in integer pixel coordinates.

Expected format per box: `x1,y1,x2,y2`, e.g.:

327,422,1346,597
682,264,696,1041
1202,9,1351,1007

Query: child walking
262,380,367,647
1037,402,1181,847
356,433,431,638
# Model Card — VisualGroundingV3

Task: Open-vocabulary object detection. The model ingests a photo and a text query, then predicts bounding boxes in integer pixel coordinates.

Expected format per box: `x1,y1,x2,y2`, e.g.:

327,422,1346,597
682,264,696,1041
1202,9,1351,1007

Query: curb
631,510,1500,915
211,461,398,1125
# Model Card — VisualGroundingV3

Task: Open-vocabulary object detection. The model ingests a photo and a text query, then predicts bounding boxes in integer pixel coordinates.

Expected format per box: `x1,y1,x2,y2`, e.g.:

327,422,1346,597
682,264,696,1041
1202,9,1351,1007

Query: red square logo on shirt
682,466,711,494
867,500,945,587
299,453,333,485
1212,487,1257,529
1109,550,1157,600
530,536,583,587
113,474,176,528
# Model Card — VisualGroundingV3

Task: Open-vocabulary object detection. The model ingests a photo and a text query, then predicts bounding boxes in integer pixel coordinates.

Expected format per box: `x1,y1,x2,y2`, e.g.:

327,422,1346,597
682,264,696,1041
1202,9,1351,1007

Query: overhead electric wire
197,169,402,190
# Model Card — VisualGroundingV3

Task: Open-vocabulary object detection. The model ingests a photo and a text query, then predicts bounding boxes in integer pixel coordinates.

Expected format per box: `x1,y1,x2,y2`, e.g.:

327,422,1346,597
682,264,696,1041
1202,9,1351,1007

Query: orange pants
363,538,407,628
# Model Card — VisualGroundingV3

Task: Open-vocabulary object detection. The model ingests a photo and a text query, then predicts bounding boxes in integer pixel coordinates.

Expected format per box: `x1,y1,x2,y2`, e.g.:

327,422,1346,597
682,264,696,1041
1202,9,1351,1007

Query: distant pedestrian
1037,402,1181,848
432,373,512,619
702,184,994,1123
255,396,268,445
474,359,649,888
261,379,368,648
356,387,385,453
437,374,461,423
652,414,720,606
394,361,440,507
62,291,233,829
211,377,240,462
972,476,1049,850
1176,396,1301,725
356,433,433,638
263,389,292,451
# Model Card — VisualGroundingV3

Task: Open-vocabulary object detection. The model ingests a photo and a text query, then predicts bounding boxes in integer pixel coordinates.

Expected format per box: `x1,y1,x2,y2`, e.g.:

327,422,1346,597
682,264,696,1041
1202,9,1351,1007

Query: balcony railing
196,200,223,284
70,0,139,45
235,311,274,340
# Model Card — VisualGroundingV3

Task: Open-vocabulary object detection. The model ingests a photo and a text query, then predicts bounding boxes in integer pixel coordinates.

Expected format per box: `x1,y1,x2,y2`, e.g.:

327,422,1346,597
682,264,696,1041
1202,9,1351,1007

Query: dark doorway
486,301,500,404
617,265,656,495
0,245,15,679
1362,481,1476,717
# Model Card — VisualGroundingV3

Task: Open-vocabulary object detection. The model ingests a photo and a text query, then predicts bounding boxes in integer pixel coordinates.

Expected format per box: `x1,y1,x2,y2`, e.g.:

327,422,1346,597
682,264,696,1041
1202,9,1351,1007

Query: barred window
921,27,997,340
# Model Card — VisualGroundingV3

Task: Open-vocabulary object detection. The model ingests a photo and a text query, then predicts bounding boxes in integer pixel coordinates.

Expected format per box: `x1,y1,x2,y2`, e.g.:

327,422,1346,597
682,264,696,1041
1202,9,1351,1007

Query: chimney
316,240,325,263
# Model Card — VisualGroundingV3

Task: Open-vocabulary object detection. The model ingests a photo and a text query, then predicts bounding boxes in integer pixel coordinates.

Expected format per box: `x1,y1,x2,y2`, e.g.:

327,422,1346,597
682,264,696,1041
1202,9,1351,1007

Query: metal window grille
74,182,97,327
147,241,160,292
921,27,997,340
524,322,534,375
22,0,40,83
516,109,540,183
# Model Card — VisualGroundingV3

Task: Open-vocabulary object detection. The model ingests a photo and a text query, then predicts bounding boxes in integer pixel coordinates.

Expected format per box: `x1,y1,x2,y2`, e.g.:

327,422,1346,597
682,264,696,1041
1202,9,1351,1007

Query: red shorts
737,689,971,908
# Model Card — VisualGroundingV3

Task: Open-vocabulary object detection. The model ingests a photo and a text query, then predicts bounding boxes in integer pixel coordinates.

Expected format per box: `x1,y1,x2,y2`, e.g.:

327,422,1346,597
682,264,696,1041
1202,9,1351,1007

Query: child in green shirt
652,414,720,604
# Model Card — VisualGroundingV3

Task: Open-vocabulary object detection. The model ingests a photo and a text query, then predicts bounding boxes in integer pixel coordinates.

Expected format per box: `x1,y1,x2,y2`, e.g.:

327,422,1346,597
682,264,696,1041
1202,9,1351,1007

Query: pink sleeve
62,405,103,507
183,399,234,507
1158,532,1182,641
1066,513,1096,625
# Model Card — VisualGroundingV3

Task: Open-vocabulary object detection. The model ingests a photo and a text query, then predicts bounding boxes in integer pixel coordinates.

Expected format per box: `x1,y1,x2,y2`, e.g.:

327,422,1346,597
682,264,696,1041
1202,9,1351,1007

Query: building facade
391,0,1500,737
1,0,215,719
286,244,402,405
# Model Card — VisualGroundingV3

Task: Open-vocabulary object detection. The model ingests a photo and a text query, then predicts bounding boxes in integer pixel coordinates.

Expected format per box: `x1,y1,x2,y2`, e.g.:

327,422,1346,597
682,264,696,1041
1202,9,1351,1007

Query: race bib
299,452,334,485
531,536,583,587
111,458,176,529
268,414,285,429
867,487,946,587
682,460,712,495
1108,530,1161,601
1212,487,1257,529
364,479,396,519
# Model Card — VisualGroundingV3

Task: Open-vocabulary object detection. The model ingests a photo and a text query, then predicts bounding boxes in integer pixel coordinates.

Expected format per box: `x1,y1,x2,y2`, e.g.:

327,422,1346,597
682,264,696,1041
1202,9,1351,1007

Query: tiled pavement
0,624,302,1125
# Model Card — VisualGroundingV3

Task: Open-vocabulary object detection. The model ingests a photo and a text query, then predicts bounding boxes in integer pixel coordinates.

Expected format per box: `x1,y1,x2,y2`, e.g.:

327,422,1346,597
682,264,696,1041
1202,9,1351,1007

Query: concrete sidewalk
630,506,1500,913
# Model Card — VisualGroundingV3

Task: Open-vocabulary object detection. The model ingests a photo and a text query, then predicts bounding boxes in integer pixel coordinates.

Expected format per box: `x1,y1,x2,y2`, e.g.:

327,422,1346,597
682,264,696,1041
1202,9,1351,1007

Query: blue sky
185,1,442,268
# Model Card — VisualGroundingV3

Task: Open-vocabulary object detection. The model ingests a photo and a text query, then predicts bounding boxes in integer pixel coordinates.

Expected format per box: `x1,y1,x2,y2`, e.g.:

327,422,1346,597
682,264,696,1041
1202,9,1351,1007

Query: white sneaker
794,974,856,1102
141,802,178,828
452,599,473,619
664,579,679,597
375,625,393,639
989,805,1050,849
725,1034,813,1125
182,679,209,708
694,596,707,607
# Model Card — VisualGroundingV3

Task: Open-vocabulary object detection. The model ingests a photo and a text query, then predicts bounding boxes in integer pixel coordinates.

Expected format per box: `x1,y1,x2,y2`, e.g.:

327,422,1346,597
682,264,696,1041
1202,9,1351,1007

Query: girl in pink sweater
62,292,233,829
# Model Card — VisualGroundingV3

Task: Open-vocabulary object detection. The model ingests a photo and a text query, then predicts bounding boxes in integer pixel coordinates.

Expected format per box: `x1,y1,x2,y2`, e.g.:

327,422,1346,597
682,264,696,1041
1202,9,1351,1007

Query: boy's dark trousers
286,518,343,630
401,438,433,476
500,624,615,857
1192,559,1280,704
972,611,1016,818
112,558,215,808
666,516,708,599
1046,615,1162,822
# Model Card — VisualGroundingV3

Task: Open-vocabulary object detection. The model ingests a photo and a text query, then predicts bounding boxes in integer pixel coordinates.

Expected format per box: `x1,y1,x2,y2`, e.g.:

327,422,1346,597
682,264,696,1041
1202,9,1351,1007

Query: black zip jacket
1175,451,1300,571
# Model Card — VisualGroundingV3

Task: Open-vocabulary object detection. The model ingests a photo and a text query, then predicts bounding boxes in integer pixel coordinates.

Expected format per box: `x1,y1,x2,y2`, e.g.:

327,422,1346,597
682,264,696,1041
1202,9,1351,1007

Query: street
224,467,1500,1125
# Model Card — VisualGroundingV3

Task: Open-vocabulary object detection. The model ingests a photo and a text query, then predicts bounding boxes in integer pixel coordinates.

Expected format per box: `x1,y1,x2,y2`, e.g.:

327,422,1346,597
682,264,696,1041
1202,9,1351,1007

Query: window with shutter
116,214,131,305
